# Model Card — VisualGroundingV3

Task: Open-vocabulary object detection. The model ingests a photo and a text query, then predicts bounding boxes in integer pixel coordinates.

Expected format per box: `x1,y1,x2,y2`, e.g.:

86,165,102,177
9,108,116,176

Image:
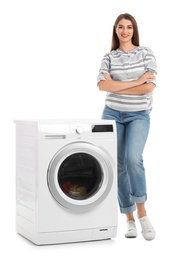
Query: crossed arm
98,72,156,94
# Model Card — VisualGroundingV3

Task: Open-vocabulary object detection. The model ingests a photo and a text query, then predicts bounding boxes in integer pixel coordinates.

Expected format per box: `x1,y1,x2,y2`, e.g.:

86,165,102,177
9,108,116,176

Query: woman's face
115,19,134,44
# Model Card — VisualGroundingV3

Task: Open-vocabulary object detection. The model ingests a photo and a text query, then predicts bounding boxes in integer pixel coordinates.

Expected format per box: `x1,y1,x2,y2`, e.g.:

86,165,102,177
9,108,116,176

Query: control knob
76,126,83,134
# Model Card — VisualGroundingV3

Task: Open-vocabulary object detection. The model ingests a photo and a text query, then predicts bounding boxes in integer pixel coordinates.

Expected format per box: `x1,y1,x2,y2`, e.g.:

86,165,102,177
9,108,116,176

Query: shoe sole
125,234,137,238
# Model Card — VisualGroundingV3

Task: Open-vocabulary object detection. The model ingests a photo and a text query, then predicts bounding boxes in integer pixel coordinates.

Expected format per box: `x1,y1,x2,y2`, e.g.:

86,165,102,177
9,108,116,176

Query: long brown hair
110,13,140,51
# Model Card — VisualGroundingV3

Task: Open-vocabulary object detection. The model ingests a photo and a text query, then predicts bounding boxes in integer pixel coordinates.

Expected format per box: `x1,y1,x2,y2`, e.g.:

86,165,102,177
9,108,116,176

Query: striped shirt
97,46,157,112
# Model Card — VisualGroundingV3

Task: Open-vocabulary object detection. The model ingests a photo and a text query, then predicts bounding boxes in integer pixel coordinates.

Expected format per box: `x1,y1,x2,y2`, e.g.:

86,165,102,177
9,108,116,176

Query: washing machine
15,119,118,245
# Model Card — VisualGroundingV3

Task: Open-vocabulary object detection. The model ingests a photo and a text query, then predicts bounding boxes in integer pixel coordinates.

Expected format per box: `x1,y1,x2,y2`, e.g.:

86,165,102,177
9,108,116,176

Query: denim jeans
102,105,150,214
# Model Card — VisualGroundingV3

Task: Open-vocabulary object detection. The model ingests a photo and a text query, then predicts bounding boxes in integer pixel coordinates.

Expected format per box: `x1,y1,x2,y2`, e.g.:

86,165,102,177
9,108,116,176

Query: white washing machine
15,119,118,245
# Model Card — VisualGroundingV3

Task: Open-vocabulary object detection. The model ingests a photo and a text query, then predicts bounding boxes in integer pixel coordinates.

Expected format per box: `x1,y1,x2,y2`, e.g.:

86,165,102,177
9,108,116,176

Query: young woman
97,13,157,241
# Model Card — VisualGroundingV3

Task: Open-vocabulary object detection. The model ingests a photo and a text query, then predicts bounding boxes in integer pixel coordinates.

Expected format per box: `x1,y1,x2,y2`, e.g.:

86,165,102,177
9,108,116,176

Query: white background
1,0,183,259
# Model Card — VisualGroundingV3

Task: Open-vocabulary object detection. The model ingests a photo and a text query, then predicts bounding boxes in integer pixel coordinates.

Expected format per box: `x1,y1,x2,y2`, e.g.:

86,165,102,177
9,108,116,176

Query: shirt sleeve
97,52,111,85
144,47,157,85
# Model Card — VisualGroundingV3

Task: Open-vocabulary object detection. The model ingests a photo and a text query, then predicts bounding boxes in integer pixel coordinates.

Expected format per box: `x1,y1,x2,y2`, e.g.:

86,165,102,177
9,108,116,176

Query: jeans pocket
102,106,117,120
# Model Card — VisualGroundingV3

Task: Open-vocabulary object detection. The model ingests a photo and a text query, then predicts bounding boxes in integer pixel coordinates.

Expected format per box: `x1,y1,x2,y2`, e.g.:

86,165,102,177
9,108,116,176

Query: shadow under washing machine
15,119,118,245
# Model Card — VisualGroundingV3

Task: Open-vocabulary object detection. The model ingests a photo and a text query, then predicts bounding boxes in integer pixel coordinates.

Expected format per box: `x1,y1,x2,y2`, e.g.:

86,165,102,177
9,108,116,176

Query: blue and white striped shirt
97,46,157,112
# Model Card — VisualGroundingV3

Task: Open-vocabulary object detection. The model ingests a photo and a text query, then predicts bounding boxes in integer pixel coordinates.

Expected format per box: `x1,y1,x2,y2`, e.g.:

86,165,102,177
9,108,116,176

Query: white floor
2,203,182,260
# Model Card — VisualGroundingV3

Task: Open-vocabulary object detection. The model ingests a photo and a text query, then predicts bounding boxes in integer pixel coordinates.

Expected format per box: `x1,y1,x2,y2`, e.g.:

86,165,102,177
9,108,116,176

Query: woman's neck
119,43,137,52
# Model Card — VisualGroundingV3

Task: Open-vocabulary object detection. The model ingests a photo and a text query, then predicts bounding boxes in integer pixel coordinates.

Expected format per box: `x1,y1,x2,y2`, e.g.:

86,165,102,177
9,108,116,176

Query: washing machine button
76,126,84,134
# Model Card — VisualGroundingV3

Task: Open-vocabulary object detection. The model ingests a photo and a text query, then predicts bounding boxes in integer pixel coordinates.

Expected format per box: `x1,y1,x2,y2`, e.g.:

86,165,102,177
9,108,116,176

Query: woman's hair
110,13,140,51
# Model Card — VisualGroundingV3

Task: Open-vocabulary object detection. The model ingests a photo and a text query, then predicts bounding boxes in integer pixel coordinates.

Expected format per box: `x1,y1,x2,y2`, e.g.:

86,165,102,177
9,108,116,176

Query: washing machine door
47,142,114,212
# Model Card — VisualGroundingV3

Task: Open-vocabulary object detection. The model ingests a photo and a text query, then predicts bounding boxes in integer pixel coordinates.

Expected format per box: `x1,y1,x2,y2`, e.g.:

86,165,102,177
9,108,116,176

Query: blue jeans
102,106,150,214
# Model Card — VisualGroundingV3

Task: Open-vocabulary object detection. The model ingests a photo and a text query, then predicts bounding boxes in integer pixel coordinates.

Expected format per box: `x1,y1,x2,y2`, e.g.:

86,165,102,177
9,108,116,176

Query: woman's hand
136,72,155,85
103,72,112,81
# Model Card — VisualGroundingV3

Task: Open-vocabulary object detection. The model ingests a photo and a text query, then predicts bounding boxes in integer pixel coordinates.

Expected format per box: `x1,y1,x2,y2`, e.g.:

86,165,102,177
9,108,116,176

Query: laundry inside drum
57,153,103,200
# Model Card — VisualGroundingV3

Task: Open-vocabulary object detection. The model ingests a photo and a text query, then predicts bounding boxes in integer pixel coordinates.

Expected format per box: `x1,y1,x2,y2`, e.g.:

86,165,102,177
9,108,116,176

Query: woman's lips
121,34,128,38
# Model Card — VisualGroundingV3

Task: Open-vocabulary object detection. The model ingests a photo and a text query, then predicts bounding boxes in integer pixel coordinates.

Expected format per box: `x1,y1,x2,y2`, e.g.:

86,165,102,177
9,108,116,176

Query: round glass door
47,142,113,212
58,153,103,200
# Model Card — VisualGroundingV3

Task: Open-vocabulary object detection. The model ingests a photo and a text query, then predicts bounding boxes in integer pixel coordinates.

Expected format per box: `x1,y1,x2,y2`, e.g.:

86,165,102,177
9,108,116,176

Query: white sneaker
125,220,137,238
139,216,155,241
